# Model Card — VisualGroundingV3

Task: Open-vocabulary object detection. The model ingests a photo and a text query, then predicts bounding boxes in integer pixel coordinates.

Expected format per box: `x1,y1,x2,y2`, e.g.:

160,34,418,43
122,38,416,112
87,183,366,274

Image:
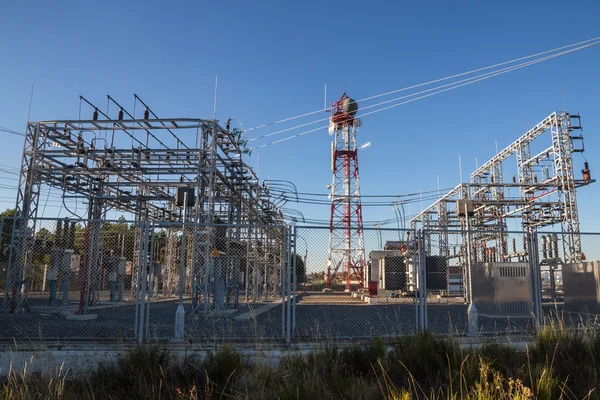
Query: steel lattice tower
326,94,366,291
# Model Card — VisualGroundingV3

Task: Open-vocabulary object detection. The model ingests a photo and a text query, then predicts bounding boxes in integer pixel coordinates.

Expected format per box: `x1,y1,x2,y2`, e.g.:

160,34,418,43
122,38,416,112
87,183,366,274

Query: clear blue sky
1,0,600,233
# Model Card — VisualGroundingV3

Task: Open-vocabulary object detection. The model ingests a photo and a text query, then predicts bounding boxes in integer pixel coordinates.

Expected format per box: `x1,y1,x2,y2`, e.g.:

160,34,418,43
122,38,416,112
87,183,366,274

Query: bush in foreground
3,326,600,399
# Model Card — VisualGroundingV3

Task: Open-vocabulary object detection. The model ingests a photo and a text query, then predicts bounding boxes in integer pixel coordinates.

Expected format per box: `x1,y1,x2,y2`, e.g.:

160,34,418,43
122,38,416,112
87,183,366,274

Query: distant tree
99,220,129,254
153,230,167,264
73,223,86,254
35,227,53,243
0,208,16,262
294,253,306,283
32,227,53,265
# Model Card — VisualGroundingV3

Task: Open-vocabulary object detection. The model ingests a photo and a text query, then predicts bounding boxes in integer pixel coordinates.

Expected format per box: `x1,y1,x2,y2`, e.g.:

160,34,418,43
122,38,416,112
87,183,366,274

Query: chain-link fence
423,229,539,336
145,222,292,342
3,217,600,343
0,217,292,343
538,232,600,329
292,226,420,340
1,217,144,341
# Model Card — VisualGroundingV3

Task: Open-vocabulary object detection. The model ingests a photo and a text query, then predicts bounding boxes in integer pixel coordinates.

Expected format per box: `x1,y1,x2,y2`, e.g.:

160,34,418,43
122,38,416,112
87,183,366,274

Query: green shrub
3,329,600,399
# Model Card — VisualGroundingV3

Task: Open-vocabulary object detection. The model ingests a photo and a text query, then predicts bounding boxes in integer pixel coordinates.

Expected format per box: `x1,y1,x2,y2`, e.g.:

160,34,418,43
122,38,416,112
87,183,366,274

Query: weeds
3,325,600,399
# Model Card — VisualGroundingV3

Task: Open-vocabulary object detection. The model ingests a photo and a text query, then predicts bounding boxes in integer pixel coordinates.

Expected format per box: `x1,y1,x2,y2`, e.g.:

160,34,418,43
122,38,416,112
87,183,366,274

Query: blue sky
1,0,600,234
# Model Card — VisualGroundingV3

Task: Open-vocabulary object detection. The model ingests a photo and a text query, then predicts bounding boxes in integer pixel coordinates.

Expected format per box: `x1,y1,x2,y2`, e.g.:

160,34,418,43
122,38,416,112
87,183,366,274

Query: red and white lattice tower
326,93,366,291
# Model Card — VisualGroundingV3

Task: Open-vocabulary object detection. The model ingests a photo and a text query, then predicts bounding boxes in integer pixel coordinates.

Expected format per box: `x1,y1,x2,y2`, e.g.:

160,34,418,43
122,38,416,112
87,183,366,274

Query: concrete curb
0,336,533,378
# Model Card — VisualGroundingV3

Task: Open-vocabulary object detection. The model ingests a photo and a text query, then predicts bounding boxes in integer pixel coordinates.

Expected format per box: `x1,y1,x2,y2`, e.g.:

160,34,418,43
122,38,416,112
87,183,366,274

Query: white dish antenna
328,121,335,135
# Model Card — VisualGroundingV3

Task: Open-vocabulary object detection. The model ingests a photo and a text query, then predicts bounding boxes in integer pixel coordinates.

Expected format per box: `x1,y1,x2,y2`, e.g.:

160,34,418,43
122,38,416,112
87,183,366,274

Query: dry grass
2,324,600,399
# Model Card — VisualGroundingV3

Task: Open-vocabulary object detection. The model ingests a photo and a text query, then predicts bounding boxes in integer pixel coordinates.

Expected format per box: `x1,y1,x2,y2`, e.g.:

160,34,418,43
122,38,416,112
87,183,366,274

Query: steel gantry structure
412,111,593,270
4,94,287,313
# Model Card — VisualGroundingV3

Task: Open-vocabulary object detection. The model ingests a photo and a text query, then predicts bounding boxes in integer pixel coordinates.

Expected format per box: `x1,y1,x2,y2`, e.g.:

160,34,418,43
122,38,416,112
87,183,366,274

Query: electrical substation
2,94,293,340
409,111,596,320
319,103,598,336
1,84,599,341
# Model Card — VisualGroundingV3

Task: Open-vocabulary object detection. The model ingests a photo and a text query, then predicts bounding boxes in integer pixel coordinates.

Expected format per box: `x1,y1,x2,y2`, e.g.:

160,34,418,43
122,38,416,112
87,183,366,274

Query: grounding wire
242,36,600,135
249,41,600,151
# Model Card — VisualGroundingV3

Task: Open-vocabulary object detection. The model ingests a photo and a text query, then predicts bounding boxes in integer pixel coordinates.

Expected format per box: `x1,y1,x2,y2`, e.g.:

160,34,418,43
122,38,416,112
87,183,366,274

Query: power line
279,193,444,207
359,44,596,118
248,54,549,144
249,40,600,151
268,187,454,198
242,36,600,136
0,167,19,174
0,126,24,137
356,35,600,103
290,214,420,226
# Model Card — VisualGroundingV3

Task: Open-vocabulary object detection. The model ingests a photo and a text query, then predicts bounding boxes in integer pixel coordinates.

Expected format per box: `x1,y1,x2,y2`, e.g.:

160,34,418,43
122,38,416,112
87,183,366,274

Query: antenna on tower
213,75,218,120
27,78,35,124
358,141,371,151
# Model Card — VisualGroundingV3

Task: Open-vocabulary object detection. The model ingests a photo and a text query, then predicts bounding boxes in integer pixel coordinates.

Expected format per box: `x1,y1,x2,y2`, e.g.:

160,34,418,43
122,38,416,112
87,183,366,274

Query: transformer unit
471,262,532,316
403,255,449,293
563,261,600,313
369,250,399,283
379,256,406,291
426,256,448,291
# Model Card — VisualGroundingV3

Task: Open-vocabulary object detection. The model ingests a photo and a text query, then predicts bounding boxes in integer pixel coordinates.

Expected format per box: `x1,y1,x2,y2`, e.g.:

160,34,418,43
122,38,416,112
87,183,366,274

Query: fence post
292,225,297,340
175,206,187,340
137,221,150,343
421,231,428,331
414,228,419,332
134,221,145,338
286,226,292,343
144,224,156,341
0,217,8,308
416,229,427,332
281,228,286,340
528,231,543,329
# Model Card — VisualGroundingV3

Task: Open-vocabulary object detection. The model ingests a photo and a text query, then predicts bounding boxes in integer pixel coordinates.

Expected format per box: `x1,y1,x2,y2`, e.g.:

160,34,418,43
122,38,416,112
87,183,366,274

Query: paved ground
0,290,594,343
0,296,286,342
293,292,537,339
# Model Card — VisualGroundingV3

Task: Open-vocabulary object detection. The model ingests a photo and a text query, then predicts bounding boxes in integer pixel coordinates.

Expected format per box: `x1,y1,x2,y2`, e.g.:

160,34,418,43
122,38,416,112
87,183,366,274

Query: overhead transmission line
357,35,600,103
0,126,24,137
268,187,455,198
247,51,564,144
269,188,448,207
246,38,600,151
286,214,420,227
243,36,600,135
